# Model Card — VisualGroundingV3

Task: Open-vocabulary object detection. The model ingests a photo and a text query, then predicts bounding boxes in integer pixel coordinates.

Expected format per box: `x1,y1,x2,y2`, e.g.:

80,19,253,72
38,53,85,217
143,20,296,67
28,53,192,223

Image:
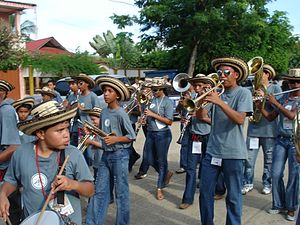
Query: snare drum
20,210,64,225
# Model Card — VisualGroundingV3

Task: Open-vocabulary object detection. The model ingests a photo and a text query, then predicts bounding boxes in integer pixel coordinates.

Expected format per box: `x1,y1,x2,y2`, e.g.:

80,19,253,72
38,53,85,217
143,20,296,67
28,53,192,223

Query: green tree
22,52,101,77
9,14,37,41
111,0,297,75
0,19,25,71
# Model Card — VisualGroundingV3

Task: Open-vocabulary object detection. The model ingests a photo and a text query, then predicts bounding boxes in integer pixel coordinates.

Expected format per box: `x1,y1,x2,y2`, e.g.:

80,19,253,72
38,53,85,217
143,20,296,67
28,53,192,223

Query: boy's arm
0,182,18,222
0,145,19,163
52,175,95,197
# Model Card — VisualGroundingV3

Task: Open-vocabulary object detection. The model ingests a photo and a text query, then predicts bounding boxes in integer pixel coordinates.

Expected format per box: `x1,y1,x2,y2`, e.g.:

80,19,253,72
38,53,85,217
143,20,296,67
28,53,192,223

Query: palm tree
9,13,37,41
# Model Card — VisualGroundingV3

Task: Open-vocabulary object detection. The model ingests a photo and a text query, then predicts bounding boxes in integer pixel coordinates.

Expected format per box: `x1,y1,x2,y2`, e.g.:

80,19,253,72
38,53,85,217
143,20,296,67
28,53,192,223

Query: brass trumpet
137,90,152,104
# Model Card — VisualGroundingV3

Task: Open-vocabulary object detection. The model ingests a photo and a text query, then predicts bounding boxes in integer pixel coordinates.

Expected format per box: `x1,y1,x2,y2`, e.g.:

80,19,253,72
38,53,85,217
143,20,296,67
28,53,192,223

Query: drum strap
57,150,65,205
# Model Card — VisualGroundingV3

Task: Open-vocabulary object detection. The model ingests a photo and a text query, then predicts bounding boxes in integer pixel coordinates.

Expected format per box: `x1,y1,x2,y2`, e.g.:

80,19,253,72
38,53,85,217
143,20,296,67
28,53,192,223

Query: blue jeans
182,134,208,204
271,137,299,211
199,154,244,225
179,127,189,169
145,129,172,188
137,126,150,174
86,149,130,225
215,172,226,195
243,136,275,187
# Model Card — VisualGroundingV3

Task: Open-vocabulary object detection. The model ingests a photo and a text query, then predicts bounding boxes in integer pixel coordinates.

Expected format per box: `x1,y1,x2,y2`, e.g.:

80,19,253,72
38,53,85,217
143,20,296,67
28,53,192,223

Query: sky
20,0,300,54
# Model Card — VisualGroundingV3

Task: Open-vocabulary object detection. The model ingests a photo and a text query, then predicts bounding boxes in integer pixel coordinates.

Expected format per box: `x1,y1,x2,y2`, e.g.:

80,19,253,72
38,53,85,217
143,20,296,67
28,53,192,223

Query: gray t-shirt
4,143,93,224
191,104,212,135
54,90,63,103
0,99,21,170
276,94,300,137
100,107,136,151
247,83,282,137
207,86,253,159
147,96,173,131
67,92,80,133
78,92,100,126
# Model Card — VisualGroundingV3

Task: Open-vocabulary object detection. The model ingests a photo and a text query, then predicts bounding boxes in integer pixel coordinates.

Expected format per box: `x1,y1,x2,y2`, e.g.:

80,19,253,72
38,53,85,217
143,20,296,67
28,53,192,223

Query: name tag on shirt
249,138,259,149
283,105,293,129
49,194,74,216
192,141,202,154
155,119,166,129
211,157,222,167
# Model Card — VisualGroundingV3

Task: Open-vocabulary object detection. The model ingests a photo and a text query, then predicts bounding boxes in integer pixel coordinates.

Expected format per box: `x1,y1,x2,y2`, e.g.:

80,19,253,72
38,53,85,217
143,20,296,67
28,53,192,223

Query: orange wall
0,69,21,100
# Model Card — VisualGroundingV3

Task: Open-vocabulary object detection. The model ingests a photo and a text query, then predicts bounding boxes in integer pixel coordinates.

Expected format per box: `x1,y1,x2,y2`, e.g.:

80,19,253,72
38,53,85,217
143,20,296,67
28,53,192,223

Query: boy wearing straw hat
36,86,57,103
0,101,95,224
86,77,136,225
199,57,253,225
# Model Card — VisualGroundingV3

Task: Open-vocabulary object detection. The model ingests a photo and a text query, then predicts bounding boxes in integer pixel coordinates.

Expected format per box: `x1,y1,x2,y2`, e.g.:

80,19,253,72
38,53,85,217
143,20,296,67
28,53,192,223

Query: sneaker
286,211,295,221
176,168,186,174
267,207,286,214
262,186,271,195
134,172,147,179
241,184,253,195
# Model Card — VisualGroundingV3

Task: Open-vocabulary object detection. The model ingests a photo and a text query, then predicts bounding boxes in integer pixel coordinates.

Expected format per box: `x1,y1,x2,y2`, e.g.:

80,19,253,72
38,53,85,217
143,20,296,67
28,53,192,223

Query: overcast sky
20,0,300,53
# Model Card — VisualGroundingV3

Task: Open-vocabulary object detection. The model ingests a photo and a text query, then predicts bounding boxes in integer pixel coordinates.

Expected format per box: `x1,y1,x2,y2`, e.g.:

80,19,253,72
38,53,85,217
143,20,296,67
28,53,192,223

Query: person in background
259,68,300,222
47,79,63,103
12,96,36,144
0,80,22,225
36,86,57,103
199,57,253,225
242,64,282,195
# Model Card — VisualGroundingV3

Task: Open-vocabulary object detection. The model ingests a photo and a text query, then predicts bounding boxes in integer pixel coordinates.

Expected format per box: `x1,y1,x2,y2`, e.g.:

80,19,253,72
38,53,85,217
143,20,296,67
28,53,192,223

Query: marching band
0,56,300,225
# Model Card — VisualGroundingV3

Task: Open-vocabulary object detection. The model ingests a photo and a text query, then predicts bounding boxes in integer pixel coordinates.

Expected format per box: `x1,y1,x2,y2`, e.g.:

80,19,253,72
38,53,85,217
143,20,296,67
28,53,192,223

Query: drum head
21,210,61,225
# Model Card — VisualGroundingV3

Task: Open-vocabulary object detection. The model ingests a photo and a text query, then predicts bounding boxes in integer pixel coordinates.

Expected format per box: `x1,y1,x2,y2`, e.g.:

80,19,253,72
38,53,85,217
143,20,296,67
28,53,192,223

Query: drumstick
35,155,70,225
6,217,12,225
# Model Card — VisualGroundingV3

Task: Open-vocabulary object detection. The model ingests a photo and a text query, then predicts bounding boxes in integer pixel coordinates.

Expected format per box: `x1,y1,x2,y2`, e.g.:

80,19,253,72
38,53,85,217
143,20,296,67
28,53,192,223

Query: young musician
86,77,136,225
47,79,63,103
36,86,57,103
142,77,173,200
259,69,300,221
199,57,253,225
0,101,95,224
178,74,213,209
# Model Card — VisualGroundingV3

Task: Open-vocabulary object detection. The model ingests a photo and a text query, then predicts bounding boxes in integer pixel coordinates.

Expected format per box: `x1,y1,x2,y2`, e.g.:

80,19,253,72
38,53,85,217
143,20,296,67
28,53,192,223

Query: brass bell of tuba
248,56,266,123
172,73,191,93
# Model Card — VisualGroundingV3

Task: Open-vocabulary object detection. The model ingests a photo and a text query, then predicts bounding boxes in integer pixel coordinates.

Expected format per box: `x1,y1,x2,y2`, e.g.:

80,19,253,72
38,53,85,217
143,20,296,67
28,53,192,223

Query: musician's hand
52,175,75,193
77,102,85,111
84,138,93,145
204,91,222,106
103,136,118,145
254,99,263,110
267,94,278,106
0,194,10,222
144,109,155,118
83,126,91,135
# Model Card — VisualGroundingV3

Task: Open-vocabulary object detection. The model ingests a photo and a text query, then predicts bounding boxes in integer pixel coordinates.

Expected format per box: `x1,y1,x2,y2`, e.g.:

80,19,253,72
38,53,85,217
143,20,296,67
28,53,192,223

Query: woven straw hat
187,74,217,87
263,64,276,80
281,68,300,81
149,77,170,89
12,97,35,111
82,107,102,117
95,76,130,101
36,86,57,97
74,73,95,88
211,57,249,82
125,84,136,95
18,101,77,135
0,80,14,92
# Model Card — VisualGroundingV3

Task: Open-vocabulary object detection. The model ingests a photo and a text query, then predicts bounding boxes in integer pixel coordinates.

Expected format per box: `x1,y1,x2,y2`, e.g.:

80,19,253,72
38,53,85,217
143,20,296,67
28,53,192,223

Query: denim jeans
271,137,299,211
199,154,244,225
182,134,208,204
215,172,226,195
179,127,189,169
137,126,150,174
243,136,275,187
86,149,130,225
145,129,172,188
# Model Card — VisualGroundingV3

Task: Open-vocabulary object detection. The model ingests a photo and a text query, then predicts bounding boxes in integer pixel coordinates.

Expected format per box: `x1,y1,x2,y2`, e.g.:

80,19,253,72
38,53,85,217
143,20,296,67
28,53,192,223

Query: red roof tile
26,37,70,54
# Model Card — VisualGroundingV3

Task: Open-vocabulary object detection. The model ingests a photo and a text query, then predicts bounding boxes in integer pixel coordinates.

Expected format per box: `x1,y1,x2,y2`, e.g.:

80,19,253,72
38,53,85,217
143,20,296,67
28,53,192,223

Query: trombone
253,87,300,101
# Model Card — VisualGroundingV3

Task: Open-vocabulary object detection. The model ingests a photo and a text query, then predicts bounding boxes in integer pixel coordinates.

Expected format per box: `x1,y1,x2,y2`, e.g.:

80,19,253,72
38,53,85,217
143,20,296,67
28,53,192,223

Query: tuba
294,109,300,157
172,73,191,93
248,56,266,123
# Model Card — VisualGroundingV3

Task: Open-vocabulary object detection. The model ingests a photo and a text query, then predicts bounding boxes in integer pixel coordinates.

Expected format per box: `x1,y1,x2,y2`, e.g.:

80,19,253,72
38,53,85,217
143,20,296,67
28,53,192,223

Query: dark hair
17,104,31,111
47,79,56,85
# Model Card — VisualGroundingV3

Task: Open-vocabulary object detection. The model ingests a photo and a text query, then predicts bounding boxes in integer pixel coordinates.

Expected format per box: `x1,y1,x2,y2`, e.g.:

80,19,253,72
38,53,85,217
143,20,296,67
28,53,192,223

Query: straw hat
125,84,136,95
263,64,276,80
187,74,217,87
82,107,102,117
74,73,95,88
281,68,300,81
95,76,130,101
149,77,170,89
18,101,77,135
64,76,76,82
211,57,249,82
36,86,57,97
0,80,14,92
12,97,35,111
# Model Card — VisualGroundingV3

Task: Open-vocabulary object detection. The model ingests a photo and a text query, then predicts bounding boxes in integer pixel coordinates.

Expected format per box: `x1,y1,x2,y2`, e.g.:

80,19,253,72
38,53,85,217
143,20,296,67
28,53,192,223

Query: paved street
101,119,295,225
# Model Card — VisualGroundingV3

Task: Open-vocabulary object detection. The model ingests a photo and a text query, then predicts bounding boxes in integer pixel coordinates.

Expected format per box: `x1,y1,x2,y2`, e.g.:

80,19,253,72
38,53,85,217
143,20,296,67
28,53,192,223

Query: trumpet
135,94,154,135
137,89,153,104
77,133,95,153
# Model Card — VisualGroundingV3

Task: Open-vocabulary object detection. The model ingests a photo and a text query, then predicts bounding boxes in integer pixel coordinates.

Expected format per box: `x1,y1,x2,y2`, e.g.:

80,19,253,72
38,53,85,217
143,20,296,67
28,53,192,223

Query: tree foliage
0,19,25,71
22,52,101,77
111,0,298,74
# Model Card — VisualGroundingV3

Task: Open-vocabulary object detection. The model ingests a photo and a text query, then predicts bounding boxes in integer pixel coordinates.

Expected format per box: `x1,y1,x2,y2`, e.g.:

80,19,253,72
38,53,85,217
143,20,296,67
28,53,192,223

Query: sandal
156,188,164,200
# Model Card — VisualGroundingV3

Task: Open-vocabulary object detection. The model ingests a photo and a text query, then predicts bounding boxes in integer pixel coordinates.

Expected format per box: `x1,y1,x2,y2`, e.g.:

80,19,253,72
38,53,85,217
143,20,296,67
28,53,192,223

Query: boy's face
69,81,78,92
42,94,53,102
17,106,30,121
38,121,70,150
90,115,100,127
47,82,55,90
103,86,119,103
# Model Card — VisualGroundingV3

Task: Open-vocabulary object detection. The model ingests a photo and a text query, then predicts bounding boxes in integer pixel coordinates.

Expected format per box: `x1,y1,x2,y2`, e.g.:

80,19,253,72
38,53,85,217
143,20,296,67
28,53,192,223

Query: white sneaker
241,184,253,195
267,208,286,214
262,186,271,195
